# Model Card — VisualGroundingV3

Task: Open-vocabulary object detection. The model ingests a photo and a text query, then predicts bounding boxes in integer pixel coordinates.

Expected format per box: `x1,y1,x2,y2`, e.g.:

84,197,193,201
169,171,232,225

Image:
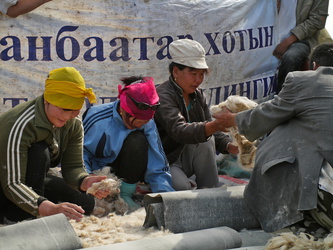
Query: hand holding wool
210,95,257,169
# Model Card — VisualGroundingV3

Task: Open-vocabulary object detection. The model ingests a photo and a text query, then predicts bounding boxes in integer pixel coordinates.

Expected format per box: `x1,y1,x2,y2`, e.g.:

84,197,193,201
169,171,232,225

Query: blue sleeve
144,120,174,192
83,147,94,174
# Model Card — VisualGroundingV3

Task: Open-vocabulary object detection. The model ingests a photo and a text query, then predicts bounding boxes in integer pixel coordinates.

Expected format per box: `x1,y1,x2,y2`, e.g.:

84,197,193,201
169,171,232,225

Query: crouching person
82,76,174,211
0,67,110,224
213,43,333,237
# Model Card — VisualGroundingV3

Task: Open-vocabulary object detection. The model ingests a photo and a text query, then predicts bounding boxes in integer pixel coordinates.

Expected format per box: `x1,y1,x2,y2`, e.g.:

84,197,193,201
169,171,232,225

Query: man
274,0,332,93
214,43,333,234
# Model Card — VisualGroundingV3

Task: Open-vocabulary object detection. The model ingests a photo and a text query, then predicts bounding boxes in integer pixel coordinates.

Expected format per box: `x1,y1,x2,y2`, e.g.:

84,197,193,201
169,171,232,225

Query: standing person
273,0,332,93
213,43,333,235
83,76,174,211
0,0,51,17
154,39,238,191
0,67,110,224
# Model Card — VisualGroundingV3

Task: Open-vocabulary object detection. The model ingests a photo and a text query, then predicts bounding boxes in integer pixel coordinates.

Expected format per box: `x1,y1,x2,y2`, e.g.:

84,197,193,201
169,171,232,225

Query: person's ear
312,62,319,70
172,67,180,81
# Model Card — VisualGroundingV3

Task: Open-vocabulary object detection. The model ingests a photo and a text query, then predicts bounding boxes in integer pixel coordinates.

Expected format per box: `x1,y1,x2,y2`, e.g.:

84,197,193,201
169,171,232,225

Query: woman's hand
227,143,239,155
38,200,84,222
80,175,111,199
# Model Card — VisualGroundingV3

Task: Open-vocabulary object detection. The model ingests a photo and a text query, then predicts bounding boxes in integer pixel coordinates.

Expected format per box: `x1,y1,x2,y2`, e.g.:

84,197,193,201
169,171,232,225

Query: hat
44,67,97,110
169,39,209,69
118,77,159,120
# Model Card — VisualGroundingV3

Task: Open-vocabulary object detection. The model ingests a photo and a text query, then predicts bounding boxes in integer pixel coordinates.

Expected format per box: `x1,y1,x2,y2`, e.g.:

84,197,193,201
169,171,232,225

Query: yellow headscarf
44,67,97,110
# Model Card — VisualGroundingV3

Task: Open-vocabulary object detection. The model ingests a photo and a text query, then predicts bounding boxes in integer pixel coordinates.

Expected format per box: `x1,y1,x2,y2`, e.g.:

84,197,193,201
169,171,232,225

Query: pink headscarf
118,77,159,120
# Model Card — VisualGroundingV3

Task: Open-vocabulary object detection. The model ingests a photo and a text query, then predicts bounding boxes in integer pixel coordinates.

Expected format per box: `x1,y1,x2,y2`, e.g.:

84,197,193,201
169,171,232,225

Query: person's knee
173,181,191,191
170,166,192,191
28,141,50,168
124,131,148,153
282,43,310,67
197,137,215,154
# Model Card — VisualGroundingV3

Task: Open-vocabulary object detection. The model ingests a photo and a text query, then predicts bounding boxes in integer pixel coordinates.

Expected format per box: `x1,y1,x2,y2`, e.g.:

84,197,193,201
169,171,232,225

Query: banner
0,0,278,113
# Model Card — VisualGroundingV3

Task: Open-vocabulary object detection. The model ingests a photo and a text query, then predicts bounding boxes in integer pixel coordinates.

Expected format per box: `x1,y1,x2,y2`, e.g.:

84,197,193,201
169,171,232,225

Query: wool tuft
210,95,258,169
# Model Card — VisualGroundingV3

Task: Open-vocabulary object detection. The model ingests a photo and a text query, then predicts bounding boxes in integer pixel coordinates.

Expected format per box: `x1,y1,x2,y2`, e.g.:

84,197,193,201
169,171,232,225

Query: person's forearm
6,0,51,17
205,120,221,137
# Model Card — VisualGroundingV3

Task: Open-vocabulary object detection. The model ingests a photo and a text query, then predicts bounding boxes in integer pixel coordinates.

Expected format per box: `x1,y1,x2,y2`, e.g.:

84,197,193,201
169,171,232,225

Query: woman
83,76,174,211
0,67,110,224
154,39,239,191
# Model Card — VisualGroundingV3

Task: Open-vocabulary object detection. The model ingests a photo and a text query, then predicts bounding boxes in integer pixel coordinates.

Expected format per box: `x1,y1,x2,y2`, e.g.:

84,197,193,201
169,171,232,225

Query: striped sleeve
3,105,40,216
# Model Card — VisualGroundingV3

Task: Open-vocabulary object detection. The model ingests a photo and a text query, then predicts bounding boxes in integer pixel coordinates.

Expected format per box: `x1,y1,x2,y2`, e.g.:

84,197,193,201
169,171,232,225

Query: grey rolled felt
83,226,242,250
143,185,261,233
0,213,82,250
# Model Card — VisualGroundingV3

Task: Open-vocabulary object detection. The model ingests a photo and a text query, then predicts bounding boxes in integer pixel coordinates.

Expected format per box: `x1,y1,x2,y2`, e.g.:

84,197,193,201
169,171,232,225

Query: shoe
120,182,141,212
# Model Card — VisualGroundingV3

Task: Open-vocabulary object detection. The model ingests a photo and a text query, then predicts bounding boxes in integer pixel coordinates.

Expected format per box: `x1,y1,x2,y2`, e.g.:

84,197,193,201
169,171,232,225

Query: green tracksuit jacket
0,95,89,216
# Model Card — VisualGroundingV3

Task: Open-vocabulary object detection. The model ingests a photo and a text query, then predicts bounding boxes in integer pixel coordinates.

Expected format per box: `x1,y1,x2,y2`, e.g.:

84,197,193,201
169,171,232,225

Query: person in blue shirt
83,76,174,211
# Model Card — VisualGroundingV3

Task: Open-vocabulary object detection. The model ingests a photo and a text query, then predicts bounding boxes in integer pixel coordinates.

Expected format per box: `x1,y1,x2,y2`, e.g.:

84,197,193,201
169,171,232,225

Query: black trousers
0,141,94,223
110,130,148,184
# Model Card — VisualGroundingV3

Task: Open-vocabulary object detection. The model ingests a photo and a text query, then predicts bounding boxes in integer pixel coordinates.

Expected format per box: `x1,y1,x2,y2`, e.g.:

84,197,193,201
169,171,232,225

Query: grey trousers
170,137,219,190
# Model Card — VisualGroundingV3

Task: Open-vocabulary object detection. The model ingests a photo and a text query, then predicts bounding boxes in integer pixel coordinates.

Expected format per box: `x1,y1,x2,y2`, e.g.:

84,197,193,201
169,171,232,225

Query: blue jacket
83,100,174,193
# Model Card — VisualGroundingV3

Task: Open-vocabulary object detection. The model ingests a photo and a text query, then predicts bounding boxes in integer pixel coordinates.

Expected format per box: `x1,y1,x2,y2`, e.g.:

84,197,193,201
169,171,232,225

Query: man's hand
273,34,298,59
212,107,237,131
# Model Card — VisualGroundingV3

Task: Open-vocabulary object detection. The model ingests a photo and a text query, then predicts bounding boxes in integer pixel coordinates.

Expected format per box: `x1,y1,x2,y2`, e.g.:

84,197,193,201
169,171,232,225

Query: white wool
210,95,258,169
88,169,129,216
70,208,172,248
265,232,333,249
87,178,120,196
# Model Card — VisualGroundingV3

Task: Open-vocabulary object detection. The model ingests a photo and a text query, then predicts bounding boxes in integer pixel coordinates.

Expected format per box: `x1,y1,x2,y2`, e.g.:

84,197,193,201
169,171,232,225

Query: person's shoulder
316,66,333,74
87,101,116,115
156,80,170,90
157,80,182,99
288,69,315,78
291,67,333,78
1,96,38,118
83,101,116,127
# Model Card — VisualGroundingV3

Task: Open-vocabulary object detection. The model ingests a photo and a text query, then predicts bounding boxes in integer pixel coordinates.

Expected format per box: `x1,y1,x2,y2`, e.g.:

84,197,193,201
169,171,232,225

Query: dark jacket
155,77,231,164
293,0,332,48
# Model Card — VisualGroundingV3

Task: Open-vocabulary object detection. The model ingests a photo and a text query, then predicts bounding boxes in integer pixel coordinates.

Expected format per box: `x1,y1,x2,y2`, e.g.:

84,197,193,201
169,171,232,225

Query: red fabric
118,77,159,120
219,175,249,185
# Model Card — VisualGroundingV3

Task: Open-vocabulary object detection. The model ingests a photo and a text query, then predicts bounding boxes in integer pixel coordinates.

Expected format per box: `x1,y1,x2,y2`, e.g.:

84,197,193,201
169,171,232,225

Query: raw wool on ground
265,232,333,250
48,166,129,216
70,208,172,248
87,172,129,217
210,95,258,170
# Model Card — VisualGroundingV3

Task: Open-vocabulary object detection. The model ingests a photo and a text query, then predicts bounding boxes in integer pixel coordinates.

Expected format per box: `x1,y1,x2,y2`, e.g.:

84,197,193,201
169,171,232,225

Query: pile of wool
265,232,333,250
47,166,130,216
70,208,172,248
210,95,258,170
88,167,129,216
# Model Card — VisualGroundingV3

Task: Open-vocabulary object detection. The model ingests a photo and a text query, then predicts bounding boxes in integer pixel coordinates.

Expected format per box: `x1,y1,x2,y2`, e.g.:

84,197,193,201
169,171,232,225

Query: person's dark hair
168,62,209,78
120,76,143,86
168,62,187,75
309,43,333,69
